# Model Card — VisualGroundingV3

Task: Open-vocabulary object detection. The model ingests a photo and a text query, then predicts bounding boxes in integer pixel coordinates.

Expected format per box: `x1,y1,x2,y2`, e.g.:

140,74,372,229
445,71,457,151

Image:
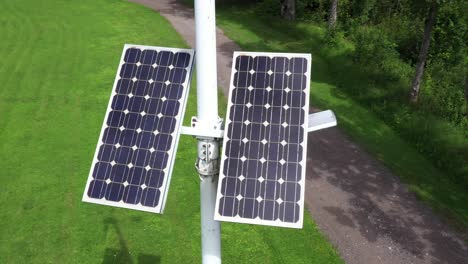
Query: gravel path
130,1,467,263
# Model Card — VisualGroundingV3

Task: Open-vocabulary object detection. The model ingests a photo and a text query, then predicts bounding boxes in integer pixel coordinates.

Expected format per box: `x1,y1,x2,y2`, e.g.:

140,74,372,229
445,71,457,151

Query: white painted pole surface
200,176,222,264
195,0,218,123
195,0,221,264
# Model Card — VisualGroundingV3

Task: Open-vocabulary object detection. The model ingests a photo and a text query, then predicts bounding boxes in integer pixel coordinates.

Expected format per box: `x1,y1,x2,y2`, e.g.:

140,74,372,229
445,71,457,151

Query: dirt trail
130,1,467,263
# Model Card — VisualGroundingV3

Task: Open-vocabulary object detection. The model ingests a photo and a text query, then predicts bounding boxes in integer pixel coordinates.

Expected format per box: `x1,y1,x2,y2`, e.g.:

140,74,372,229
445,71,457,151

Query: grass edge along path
0,0,342,263
213,5,468,231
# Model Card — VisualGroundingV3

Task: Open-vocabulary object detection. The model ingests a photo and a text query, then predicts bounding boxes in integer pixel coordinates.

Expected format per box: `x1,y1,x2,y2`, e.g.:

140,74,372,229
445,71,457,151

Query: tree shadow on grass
102,217,161,264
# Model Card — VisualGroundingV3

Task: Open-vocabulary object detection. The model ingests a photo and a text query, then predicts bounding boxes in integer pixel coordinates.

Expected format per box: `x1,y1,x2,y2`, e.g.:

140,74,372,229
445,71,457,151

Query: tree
328,0,338,29
280,0,295,20
409,1,439,103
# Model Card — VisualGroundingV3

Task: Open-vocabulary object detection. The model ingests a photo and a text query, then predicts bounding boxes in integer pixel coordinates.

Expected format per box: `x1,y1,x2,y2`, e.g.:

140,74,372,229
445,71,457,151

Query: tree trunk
280,0,296,20
465,77,468,117
409,2,439,103
465,78,468,100
328,0,338,29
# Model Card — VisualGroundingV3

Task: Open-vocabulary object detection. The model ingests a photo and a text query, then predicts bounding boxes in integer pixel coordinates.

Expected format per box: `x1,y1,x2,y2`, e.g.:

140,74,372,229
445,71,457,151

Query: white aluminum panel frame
307,110,337,132
215,51,312,228
82,44,195,214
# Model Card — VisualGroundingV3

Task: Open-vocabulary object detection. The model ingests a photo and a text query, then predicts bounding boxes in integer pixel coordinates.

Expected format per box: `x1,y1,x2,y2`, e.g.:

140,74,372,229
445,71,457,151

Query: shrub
351,26,399,65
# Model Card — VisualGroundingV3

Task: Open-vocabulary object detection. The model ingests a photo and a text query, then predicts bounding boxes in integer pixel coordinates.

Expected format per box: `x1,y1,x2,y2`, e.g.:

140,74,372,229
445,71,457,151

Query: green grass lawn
0,0,342,263
213,5,468,230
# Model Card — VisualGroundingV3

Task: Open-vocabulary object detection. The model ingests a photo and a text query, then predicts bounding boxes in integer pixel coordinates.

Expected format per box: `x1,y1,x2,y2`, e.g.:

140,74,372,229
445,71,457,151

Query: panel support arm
180,110,337,139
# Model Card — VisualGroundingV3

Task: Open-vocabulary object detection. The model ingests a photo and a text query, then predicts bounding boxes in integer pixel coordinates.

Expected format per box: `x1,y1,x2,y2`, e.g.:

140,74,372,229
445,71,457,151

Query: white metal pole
200,175,222,264
195,0,218,123
194,0,221,264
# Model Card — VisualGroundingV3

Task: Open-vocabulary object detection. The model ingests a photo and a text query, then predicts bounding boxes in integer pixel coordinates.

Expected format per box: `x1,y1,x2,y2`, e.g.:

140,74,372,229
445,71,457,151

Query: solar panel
82,44,194,213
215,51,311,228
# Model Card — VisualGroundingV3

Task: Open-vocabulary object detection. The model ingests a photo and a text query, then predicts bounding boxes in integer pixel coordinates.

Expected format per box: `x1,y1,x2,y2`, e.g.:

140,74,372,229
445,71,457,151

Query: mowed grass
213,5,468,229
0,0,342,263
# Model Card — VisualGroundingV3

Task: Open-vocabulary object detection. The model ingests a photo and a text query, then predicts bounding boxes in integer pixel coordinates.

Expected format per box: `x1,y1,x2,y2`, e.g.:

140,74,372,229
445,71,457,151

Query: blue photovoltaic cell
83,45,194,213
215,52,311,228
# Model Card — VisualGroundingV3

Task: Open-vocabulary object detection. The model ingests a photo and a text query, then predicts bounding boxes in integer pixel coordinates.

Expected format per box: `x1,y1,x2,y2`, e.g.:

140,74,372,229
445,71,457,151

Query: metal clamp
186,116,223,178
195,139,220,177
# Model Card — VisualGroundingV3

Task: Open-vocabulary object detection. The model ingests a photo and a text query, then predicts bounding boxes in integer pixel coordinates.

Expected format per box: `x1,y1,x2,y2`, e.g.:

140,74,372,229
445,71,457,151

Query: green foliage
253,0,281,18
432,2,467,66
253,0,329,22
342,19,468,191
293,0,468,189
351,26,399,65
377,15,422,64
296,0,328,21
423,62,467,124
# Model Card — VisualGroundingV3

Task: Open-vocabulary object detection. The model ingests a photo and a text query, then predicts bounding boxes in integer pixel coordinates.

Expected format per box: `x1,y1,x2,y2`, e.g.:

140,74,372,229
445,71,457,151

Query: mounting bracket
307,110,337,132
181,110,337,139
180,116,224,139
180,116,223,177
